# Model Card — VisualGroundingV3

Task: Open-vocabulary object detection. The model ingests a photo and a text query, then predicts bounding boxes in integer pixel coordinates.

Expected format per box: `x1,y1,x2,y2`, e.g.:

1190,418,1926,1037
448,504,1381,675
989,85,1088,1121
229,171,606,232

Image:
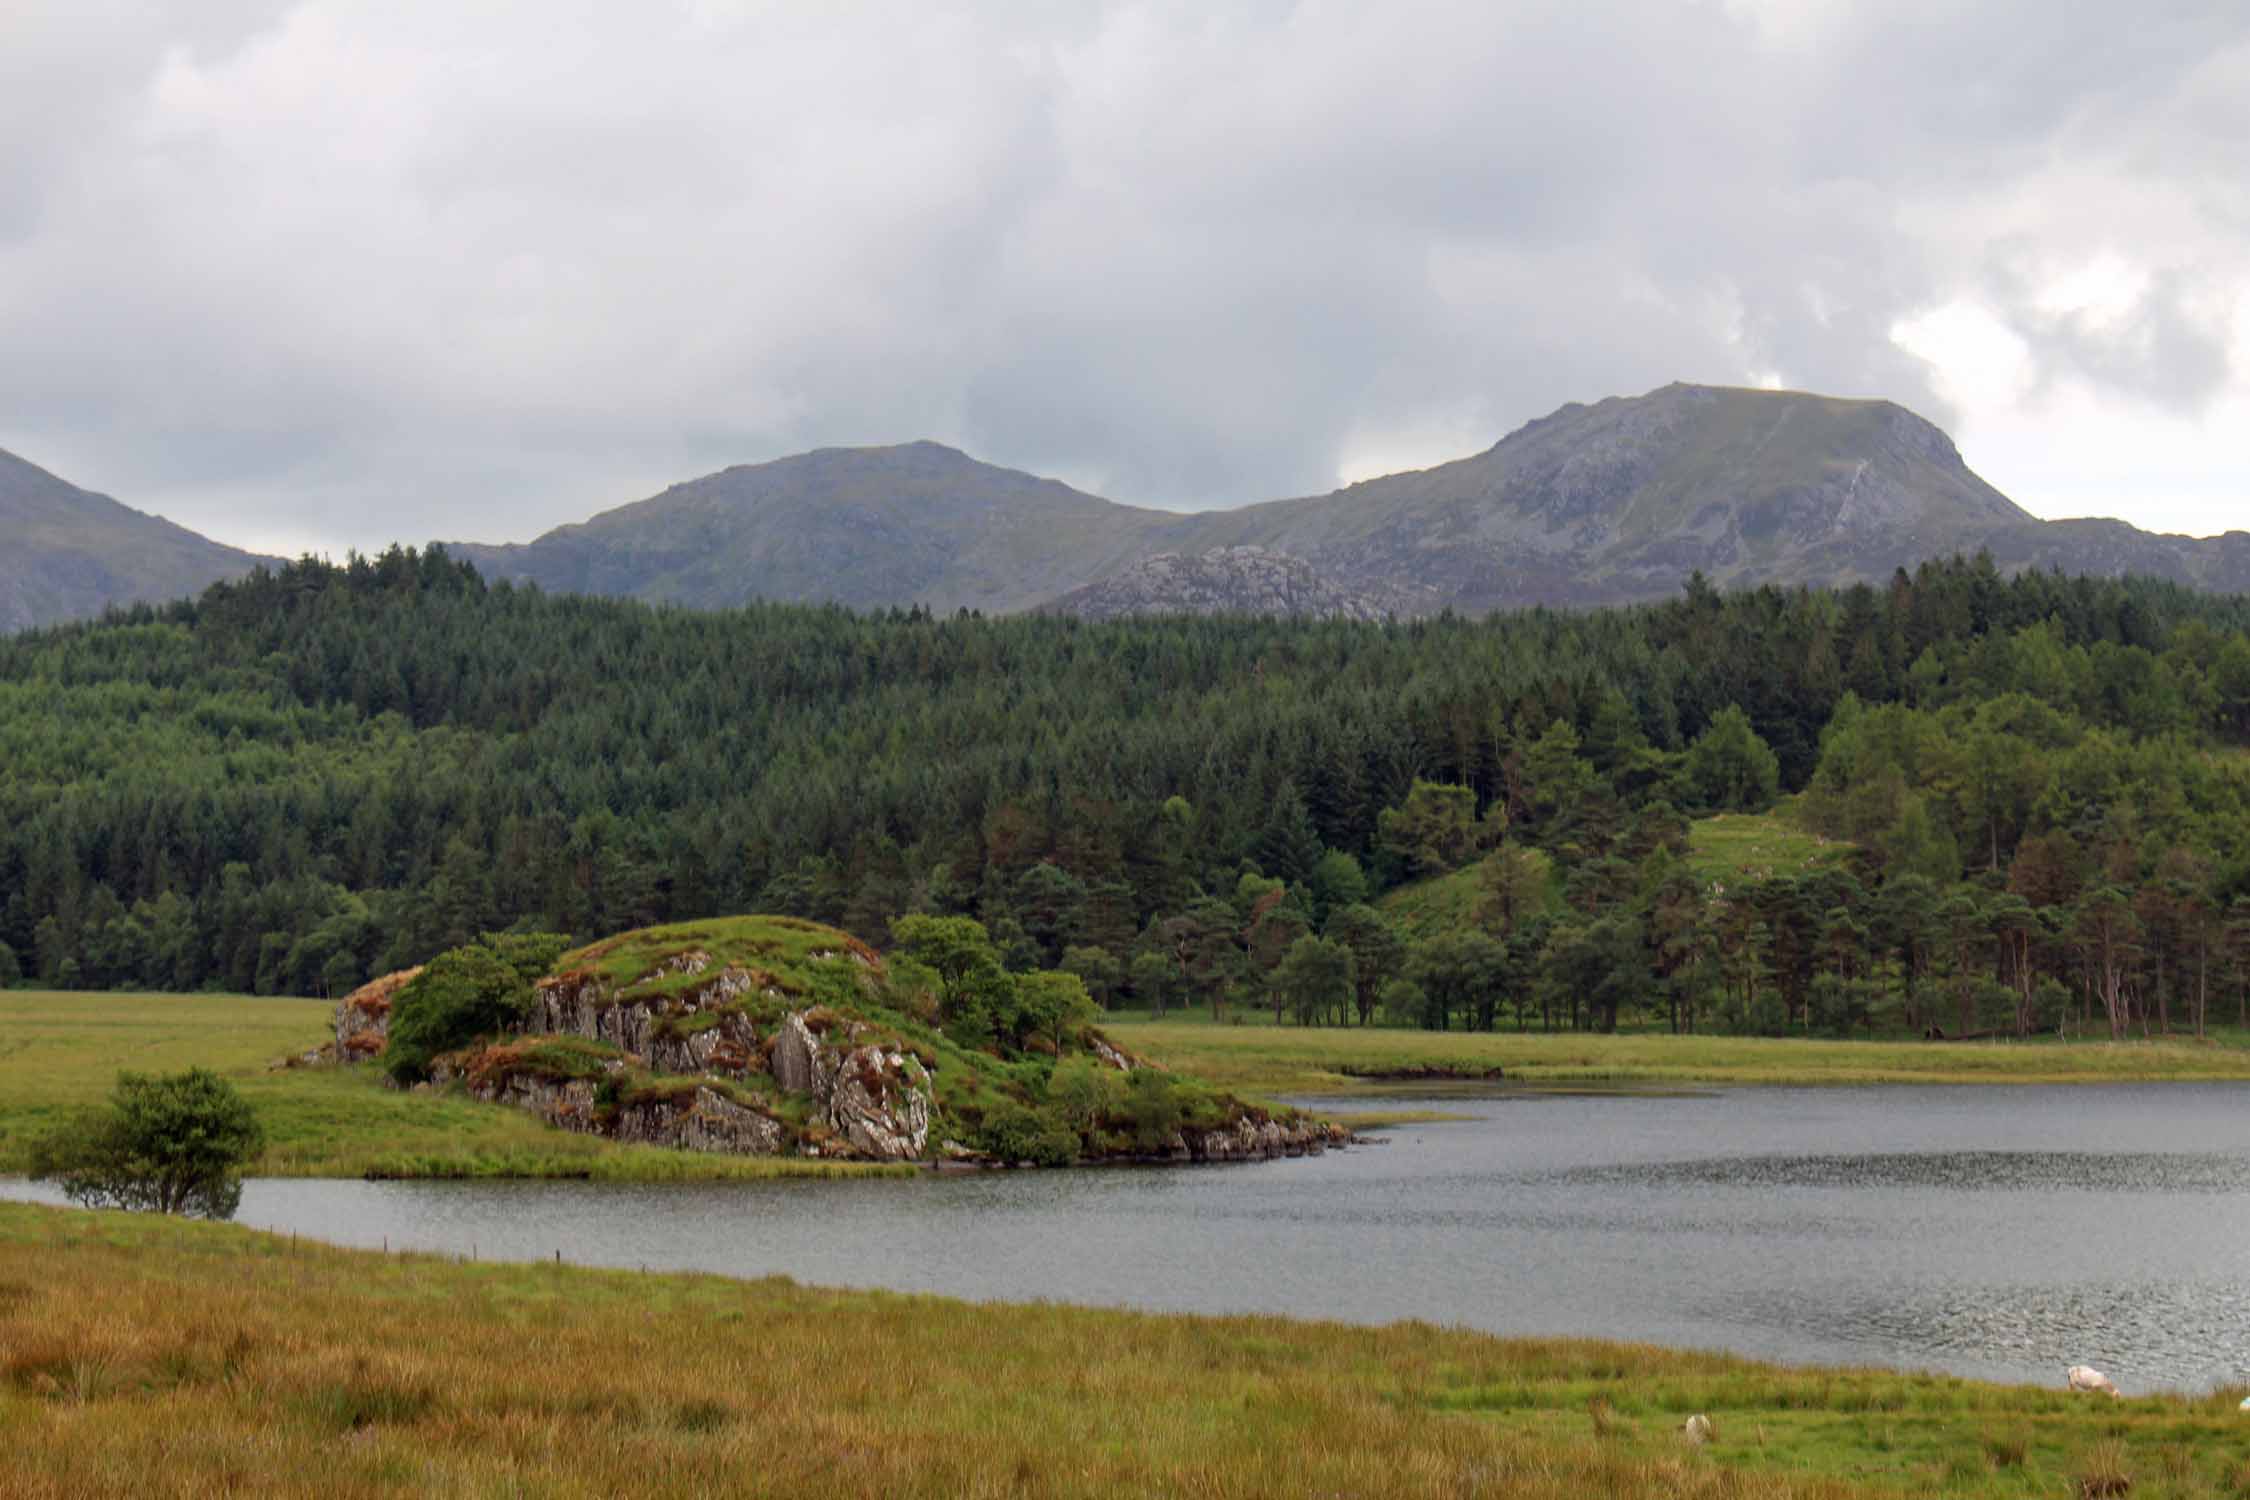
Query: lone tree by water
30,1068,263,1219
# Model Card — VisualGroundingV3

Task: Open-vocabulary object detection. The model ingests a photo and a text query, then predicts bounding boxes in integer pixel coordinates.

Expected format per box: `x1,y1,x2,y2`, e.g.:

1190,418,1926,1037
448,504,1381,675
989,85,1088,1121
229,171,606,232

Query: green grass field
2,1200,2243,1498
1104,1012,2250,1097
0,991,903,1181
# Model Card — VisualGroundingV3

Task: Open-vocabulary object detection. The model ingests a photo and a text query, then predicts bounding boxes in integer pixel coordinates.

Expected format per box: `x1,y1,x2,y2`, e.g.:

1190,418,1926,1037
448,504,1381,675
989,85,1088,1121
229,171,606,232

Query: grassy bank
12,990,2250,1184
1,1201,2243,1499
0,992,907,1181
1105,1012,2250,1097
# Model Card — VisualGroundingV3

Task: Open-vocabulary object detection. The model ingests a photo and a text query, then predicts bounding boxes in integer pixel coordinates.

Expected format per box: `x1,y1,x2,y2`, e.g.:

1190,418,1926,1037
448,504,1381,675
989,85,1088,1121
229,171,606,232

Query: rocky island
330,914,1345,1167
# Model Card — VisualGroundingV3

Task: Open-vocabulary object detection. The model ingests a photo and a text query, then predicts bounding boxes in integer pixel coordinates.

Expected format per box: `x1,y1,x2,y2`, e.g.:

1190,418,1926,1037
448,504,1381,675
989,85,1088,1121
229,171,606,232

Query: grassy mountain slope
1186,383,2042,609
0,448,270,631
449,440,1194,614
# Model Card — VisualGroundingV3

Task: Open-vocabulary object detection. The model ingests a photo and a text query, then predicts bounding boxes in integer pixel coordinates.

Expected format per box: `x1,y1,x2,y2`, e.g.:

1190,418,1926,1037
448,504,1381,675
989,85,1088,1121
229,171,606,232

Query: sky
2,0,2246,557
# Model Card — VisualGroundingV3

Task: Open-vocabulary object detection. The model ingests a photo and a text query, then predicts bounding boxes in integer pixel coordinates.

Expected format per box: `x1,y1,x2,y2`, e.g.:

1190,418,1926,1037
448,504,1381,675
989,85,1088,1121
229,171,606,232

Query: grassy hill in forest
1682,805,1855,889
1377,848,1562,942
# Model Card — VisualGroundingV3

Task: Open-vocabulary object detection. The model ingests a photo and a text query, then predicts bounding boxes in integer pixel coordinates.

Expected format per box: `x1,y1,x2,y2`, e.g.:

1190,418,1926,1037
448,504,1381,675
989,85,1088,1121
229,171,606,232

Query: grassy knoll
0,992,904,1182
1378,849,1556,941
1379,807,1844,943
1684,804,1854,888
1105,1012,2250,1097
2,1201,2244,1499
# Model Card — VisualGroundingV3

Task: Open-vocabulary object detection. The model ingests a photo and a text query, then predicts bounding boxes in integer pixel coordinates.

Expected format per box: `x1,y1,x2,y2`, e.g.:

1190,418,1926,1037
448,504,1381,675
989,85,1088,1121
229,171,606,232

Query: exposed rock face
467,1068,787,1157
1170,1118,1351,1162
1046,546,1394,621
331,967,423,1062
482,1072,599,1130
769,1012,839,1097
476,999,934,1162
827,1047,932,1160
773,1013,931,1161
527,966,768,1079
1088,1036,1138,1072
613,1086,787,1155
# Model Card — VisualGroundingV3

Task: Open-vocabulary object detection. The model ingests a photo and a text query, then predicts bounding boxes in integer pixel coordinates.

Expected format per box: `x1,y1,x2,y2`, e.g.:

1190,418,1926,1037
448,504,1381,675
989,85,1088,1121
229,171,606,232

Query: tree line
3,546,2249,1037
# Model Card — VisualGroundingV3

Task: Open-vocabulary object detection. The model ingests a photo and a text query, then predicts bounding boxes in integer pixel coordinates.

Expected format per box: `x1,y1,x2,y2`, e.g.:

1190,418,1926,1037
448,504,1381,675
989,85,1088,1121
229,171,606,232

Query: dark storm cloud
0,0,2244,551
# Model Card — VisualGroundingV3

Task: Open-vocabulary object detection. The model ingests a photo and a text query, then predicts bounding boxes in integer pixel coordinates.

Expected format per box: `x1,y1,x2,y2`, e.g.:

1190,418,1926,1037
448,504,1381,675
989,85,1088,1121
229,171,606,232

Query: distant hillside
439,385,2250,617
13,387,2244,630
449,440,1194,615
1186,383,2053,610
0,449,271,631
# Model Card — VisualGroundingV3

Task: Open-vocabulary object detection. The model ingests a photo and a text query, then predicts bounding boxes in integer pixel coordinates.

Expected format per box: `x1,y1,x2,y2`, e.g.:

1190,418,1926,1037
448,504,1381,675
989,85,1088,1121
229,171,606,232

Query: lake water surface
14,1082,2250,1392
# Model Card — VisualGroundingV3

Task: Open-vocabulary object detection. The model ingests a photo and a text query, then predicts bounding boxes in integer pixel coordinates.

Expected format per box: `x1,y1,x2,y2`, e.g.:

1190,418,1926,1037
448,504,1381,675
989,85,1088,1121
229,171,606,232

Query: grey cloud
0,0,2246,551
2019,271,2234,413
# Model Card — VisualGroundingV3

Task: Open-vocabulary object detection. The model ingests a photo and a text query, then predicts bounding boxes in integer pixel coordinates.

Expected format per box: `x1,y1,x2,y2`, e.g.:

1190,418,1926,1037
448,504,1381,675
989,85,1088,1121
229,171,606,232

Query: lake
13,1081,2250,1392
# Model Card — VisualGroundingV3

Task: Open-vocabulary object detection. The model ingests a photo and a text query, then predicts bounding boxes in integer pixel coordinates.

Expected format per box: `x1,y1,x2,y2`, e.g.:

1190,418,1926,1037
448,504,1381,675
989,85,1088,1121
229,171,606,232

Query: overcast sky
3,1,2245,556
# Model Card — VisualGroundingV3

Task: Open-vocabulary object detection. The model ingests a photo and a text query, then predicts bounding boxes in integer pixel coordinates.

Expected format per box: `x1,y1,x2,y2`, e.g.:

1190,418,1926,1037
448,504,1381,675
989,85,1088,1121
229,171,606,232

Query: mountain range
8,383,2247,630
449,382,2250,616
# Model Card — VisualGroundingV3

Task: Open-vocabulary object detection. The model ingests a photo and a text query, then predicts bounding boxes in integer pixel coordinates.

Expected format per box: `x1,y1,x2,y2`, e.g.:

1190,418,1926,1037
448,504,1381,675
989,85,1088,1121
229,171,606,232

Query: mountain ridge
0,447,274,632
8,383,2247,630
440,382,2250,615
448,438,1195,615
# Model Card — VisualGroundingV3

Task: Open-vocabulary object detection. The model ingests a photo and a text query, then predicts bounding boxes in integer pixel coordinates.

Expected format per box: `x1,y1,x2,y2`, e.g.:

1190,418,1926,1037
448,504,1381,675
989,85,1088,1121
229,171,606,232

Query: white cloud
1,0,2247,548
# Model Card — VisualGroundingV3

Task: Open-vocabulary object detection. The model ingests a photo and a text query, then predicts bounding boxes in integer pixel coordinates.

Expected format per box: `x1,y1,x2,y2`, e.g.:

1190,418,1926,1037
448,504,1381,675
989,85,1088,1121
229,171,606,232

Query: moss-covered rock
372,914,1339,1168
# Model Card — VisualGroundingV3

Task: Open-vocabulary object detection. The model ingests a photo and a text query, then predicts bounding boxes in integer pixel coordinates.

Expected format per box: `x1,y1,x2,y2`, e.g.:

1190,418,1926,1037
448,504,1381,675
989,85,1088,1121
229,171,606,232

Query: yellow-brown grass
3,1202,2243,1499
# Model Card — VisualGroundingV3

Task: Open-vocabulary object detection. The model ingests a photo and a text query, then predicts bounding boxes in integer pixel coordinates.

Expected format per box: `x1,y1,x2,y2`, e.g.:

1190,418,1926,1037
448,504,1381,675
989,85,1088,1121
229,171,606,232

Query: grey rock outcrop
466,1069,786,1156
612,1086,787,1155
1046,546,1394,621
527,964,769,1079
1171,1117,1350,1162
827,1048,932,1160
773,1013,931,1160
1089,1036,1137,1072
480,999,935,1162
769,1012,839,1096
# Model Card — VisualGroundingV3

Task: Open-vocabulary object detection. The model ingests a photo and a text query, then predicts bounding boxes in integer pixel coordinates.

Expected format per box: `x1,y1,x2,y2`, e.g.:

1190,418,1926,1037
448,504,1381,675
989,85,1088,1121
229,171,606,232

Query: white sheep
2066,1365,2120,1398
1682,1414,1712,1444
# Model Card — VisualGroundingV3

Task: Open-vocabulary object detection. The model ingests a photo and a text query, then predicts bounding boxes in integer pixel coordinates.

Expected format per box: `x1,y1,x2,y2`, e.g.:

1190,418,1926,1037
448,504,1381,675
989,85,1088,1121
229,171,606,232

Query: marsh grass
3,1201,2243,1499
2075,1437,2133,1497
1104,1014,2250,1098
1981,1424,2031,1468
